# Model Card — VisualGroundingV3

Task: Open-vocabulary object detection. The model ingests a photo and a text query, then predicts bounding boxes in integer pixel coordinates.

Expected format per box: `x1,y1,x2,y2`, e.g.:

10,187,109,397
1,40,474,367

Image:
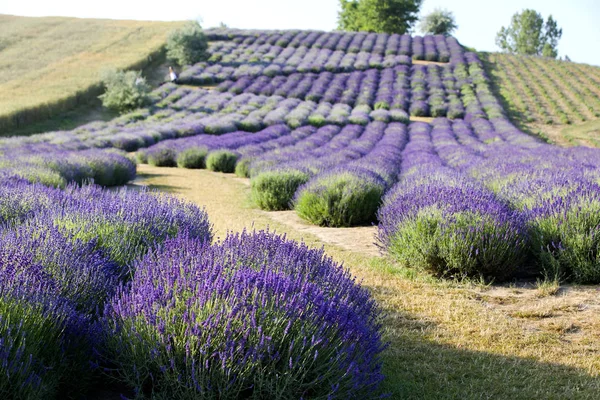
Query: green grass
561,119,600,147
0,14,185,135
480,53,600,147
482,51,600,147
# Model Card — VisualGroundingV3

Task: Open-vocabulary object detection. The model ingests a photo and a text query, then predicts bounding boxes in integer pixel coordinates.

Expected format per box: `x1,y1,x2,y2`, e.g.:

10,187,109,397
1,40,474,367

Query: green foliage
387,208,524,280
495,9,562,58
166,21,209,66
419,8,457,36
295,173,384,227
206,150,238,173
176,147,208,169
0,298,66,400
234,158,252,177
338,0,423,34
98,69,150,113
54,217,156,271
251,170,311,211
530,200,600,284
147,148,177,167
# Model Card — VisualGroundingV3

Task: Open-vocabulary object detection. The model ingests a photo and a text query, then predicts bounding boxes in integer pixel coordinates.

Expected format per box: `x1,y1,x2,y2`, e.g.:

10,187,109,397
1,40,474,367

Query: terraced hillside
4,27,600,399
482,52,600,146
0,15,184,134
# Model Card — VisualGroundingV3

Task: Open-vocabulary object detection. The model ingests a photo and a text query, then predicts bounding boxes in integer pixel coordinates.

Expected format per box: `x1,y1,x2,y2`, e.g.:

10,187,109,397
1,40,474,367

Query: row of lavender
0,177,385,398
179,52,498,122
0,49,501,178
135,115,600,283
205,30,455,61
380,118,600,282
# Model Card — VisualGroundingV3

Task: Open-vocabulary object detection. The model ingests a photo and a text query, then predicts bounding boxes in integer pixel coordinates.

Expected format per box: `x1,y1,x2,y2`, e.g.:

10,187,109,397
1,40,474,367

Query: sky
2,0,599,66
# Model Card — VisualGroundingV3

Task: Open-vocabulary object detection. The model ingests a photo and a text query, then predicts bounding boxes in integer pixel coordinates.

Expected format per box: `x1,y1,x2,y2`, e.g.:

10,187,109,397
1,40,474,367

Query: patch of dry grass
0,14,184,134
135,164,600,398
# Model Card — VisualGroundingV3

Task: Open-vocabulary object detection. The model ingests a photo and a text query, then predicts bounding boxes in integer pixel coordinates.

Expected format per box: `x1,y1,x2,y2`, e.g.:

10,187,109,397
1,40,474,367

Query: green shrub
307,114,328,127
252,170,311,211
234,158,252,177
206,150,238,173
388,208,524,280
530,199,600,283
98,69,150,113
147,148,177,167
176,147,208,169
135,151,148,164
166,21,209,66
295,171,384,227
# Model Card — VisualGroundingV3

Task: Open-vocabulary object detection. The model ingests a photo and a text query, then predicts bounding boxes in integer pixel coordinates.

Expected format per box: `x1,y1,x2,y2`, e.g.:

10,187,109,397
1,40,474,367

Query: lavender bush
101,231,386,399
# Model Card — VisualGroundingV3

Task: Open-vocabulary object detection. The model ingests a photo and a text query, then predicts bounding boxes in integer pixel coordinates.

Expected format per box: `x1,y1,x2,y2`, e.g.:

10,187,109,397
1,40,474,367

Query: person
169,66,178,82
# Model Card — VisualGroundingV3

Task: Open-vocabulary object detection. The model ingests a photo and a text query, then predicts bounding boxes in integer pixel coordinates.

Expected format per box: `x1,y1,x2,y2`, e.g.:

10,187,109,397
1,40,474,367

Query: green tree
166,21,209,66
98,69,150,113
495,9,562,58
338,0,423,34
419,8,457,36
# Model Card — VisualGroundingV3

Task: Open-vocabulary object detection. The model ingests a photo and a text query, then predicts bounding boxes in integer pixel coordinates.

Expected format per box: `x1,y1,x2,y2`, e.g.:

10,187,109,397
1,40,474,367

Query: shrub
390,109,410,122
528,187,600,283
166,21,210,66
251,169,311,211
234,157,252,177
307,114,328,127
206,150,238,173
98,69,150,113
101,231,386,399
0,242,92,399
378,184,527,281
176,147,208,169
50,184,213,274
295,169,385,227
147,148,177,167
3,222,119,314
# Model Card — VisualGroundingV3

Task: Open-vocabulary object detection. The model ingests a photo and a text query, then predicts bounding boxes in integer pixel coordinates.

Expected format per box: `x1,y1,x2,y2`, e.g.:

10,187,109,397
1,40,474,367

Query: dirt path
409,116,434,123
135,164,380,256
412,59,449,66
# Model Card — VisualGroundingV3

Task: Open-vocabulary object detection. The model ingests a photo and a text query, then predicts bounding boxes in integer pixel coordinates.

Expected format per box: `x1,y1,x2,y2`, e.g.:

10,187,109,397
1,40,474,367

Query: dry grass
0,15,185,134
135,164,600,399
482,52,600,148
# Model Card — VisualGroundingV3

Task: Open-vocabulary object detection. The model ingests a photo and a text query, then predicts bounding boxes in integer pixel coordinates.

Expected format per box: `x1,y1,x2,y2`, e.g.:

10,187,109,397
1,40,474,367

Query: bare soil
409,116,434,123
412,59,449,66
134,164,381,255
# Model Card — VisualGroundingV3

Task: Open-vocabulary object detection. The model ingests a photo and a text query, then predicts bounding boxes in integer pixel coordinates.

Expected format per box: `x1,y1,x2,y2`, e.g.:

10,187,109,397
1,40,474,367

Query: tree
98,69,150,113
338,0,423,34
419,8,457,36
495,9,562,58
166,21,209,66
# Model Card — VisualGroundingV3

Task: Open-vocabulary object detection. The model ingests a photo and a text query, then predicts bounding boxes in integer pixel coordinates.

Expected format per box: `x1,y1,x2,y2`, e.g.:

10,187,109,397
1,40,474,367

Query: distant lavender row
179,49,411,84
204,29,459,61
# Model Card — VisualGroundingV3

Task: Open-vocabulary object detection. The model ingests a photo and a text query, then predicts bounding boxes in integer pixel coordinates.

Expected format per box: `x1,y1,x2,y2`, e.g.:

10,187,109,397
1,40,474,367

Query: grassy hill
0,15,185,135
481,52,600,147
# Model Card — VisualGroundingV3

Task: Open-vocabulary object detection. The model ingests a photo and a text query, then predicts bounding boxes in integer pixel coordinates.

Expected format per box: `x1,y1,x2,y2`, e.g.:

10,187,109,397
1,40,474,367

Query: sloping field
482,52,600,146
4,28,600,398
0,15,184,134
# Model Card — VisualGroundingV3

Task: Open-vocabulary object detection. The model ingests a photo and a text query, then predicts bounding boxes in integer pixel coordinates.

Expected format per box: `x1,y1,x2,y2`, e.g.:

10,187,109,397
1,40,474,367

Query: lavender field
2,28,600,398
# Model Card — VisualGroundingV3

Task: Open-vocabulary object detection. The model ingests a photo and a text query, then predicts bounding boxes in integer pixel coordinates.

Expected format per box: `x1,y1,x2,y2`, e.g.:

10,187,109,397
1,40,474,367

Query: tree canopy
337,0,423,35
496,9,562,58
419,8,457,36
166,21,210,66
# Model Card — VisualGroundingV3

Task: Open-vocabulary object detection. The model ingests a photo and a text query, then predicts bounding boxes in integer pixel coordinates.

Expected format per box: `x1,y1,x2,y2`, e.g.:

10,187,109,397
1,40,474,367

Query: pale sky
2,0,599,66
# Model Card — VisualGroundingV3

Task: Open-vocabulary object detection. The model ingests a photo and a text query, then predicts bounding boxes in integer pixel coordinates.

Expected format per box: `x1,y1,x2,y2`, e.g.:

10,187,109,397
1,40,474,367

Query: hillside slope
0,15,185,134
482,52,600,147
